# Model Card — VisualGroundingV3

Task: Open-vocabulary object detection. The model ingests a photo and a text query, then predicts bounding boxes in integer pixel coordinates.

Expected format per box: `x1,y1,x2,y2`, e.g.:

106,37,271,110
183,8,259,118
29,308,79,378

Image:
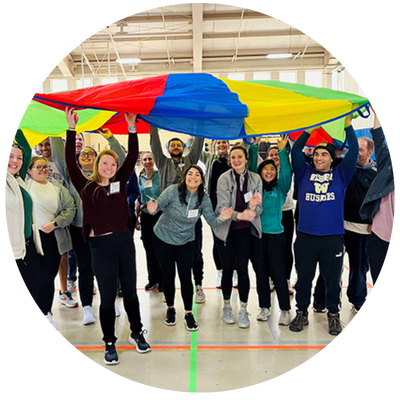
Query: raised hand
65,106,79,129
277,134,289,151
125,112,138,128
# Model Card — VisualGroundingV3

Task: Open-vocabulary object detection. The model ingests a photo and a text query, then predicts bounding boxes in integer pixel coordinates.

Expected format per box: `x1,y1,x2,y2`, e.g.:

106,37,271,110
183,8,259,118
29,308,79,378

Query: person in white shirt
27,156,76,329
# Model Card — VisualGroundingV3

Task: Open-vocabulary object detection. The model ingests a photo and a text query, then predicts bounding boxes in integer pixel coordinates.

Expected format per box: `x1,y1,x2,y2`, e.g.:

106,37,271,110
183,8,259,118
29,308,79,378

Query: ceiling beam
192,3,203,73
57,56,74,78
117,11,270,24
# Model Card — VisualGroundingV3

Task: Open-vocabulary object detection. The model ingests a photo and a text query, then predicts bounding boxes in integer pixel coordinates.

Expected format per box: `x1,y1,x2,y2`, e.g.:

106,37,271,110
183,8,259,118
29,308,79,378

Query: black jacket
344,160,377,224
359,127,394,220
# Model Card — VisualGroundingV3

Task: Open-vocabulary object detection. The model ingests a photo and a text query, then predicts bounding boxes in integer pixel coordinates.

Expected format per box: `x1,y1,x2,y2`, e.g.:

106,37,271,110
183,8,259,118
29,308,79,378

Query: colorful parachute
22,73,369,147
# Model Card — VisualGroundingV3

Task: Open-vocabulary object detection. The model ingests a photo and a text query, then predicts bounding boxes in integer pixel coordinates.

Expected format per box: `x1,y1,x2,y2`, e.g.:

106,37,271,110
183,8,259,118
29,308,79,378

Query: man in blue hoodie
289,114,358,336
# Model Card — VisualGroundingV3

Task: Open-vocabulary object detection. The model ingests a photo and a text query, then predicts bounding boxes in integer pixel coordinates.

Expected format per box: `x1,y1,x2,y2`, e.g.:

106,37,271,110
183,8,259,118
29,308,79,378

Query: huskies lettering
305,192,335,202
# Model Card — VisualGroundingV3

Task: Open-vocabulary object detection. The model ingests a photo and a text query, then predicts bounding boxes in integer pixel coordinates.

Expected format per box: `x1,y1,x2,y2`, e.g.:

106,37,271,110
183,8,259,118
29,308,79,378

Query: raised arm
291,130,310,171
65,107,88,193
49,136,70,183
342,115,359,171
99,129,126,167
149,125,166,169
188,136,205,164
14,129,31,180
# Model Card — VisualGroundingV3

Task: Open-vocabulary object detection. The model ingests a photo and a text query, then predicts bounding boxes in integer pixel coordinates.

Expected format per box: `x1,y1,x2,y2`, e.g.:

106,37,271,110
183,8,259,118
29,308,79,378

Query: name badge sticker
144,180,153,188
188,209,199,218
109,181,120,195
244,191,253,203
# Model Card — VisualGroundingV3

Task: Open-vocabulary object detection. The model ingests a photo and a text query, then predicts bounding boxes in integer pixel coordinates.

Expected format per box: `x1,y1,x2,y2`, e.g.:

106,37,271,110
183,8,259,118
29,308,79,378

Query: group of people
6,104,393,366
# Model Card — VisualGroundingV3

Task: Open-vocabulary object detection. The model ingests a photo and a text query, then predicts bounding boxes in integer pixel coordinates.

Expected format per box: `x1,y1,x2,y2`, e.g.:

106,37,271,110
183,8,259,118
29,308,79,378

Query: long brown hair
177,165,205,208
90,149,119,184
83,149,119,200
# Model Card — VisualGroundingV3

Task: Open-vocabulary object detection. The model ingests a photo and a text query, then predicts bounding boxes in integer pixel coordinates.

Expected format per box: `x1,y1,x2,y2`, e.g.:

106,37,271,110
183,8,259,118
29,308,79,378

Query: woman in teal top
250,136,293,326
136,151,163,292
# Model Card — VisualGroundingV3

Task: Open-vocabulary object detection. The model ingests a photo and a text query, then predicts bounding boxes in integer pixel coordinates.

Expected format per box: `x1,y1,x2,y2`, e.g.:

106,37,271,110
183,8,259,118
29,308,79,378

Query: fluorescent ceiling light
116,58,142,64
266,53,293,59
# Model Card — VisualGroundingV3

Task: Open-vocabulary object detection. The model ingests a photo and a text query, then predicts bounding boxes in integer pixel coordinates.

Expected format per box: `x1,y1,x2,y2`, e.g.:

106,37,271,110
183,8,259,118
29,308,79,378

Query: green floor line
188,299,198,392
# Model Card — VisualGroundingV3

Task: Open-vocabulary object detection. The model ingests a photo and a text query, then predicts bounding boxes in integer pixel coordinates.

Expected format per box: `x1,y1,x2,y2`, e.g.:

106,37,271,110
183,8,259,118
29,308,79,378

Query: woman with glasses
27,156,76,329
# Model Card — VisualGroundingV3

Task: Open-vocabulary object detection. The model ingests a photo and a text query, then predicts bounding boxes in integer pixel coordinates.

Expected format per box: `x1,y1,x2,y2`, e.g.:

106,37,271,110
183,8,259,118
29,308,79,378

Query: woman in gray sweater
147,165,232,331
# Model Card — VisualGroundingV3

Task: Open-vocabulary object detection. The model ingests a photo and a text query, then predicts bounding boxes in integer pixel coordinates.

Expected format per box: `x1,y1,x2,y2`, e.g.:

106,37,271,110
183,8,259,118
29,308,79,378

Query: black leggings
153,233,195,311
89,230,142,344
37,231,61,315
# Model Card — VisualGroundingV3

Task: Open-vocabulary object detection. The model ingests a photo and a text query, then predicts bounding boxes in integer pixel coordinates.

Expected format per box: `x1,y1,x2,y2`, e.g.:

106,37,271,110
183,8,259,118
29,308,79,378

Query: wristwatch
52,221,58,227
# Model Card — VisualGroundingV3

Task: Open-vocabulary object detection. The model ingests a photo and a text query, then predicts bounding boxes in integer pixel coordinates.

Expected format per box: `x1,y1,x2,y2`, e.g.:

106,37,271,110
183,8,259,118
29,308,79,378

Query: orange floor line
76,344,326,351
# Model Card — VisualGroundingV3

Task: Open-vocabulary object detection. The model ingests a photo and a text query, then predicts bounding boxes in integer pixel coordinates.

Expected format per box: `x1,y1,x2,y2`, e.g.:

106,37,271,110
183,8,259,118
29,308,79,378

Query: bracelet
128,126,137,133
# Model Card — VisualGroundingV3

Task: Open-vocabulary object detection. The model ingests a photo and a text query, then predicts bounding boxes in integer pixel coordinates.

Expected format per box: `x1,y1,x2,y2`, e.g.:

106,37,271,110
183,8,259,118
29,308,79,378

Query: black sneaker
145,282,159,291
129,329,151,353
184,312,198,331
289,310,309,332
313,301,327,313
327,312,343,336
165,307,176,326
104,342,119,365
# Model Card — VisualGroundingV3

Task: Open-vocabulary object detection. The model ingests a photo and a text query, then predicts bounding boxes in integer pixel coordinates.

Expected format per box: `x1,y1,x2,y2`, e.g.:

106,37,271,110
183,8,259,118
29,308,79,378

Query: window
279,72,296,83
52,79,68,93
253,72,271,80
77,79,92,89
101,77,118,85
305,71,322,87
227,73,245,81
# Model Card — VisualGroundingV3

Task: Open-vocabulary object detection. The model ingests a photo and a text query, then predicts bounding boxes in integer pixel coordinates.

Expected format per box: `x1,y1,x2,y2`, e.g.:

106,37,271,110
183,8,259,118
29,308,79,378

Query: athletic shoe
82,305,96,325
67,279,76,293
223,305,236,324
165,307,176,326
43,313,57,332
278,310,291,326
327,312,343,336
194,285,206,303
115,304,121,317
184,312,199,331
289,310,309,332
104,342,119,365
129,330,151,353
145,282,159,291
238,309,250,329
351,304,362,313
58,291,78,308
313,301,327,313
256,308,271,321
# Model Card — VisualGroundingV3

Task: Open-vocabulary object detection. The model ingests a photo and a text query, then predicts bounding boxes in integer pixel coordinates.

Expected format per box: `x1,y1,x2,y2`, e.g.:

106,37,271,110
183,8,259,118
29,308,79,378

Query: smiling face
37,138,52,159
313,148,333,172
185,167,203,192
261,163,277,183
79,148,96,170
215,140,229,157
229,148,248,174
28,159,49,184
8,147,24,176
141,152,154,171
267,147,280,167
98,154,118,183
168,140,184,158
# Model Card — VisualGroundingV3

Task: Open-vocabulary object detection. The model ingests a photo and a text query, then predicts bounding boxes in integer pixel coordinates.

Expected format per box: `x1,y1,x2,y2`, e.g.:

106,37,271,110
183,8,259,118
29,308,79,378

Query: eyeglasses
80,151,95,158
33,165,49,171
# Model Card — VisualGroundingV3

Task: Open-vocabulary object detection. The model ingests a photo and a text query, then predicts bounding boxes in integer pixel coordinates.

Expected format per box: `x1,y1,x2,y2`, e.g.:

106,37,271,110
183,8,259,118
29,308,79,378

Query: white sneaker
238,308,251,328
195,285,206,303
223,305,236,324
256,307,271,321
82,305,96,325
279,310,291,326
43,313,58,332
